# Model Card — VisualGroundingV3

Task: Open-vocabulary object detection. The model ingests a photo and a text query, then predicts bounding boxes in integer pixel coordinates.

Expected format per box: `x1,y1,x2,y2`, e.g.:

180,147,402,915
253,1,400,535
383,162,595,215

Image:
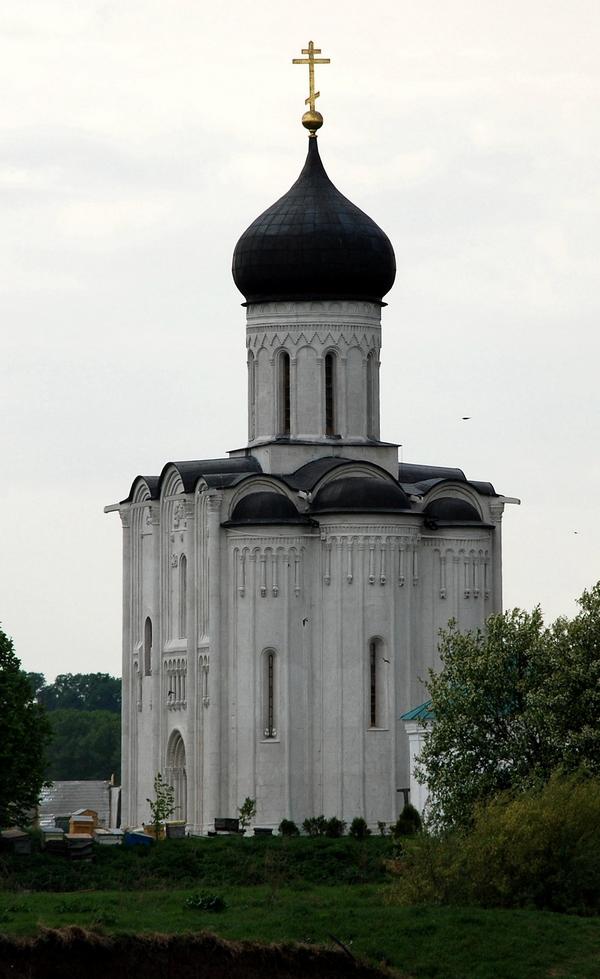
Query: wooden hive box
69,814,95,835
71,808,99,827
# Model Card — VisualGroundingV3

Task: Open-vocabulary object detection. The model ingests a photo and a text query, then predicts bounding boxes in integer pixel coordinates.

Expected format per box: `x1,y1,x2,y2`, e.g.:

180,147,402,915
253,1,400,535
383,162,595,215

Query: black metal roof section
223,491,316,527
232,137,396,305
398,463,467,484
121,475,160,504
122,457,262,503
423,497,489,530
311,475,411,513
164,457,262,494
283,456,356,491
398,462,497,498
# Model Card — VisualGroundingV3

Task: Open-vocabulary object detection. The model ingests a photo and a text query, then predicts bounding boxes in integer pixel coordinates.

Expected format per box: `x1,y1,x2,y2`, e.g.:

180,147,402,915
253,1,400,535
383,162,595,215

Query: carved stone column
119,507,133,826
489,501,505,612
203,491,223,832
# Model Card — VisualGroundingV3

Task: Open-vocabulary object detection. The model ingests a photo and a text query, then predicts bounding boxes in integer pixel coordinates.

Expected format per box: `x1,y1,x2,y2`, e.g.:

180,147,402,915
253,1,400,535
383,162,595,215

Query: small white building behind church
107,96,511,834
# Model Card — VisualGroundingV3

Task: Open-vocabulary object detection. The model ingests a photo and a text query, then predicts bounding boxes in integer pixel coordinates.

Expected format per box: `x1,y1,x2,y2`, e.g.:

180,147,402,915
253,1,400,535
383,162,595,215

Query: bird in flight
461,416,471,421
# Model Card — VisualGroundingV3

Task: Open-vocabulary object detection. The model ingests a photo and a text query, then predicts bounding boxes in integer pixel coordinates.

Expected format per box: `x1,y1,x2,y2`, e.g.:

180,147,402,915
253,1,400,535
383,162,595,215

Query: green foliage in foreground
391,773,600,914
46,708,120,781
418,584,600,830
0,836,392,892
1,887,600,978
0,627,51,828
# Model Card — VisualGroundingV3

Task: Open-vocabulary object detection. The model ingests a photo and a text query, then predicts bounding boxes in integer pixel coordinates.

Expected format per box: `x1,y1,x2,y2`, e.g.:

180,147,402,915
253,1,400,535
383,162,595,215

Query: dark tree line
26,671,122,782
27,672,121,713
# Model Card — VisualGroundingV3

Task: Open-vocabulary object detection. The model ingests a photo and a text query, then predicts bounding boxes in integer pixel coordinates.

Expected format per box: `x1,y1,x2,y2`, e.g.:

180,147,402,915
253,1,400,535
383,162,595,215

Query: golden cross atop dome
292,40,330,136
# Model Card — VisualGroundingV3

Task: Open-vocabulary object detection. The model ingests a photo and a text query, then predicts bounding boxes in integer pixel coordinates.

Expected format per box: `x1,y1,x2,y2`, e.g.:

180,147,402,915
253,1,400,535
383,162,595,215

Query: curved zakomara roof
121,457,262,504
312,475,411,513
120,456,497,527
398,461,497,498
222,491,316,527
223,458,412,522
423,496,489,528
284,456,399,494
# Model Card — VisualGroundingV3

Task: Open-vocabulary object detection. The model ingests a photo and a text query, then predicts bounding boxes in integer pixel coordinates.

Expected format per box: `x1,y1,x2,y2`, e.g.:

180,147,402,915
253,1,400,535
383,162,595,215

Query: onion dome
232,138,396,305
223,491,315,526
423,497,483,529
312,476,410,513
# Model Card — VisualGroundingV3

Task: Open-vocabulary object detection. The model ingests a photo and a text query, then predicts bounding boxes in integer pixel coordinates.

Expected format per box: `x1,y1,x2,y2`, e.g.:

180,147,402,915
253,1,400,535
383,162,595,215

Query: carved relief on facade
133,659,142,712
318,528,420,588
246,325,381,357
165,656,187,710
199,653,209,707
232,542,305,599
173,501,188,530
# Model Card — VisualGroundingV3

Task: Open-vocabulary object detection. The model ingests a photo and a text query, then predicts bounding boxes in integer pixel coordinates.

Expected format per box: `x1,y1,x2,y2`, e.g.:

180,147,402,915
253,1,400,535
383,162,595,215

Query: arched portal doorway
165,730,187,823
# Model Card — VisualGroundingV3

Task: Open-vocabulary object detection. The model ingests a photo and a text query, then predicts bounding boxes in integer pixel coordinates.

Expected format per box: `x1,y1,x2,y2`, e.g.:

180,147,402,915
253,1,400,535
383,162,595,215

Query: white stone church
107,98,510,834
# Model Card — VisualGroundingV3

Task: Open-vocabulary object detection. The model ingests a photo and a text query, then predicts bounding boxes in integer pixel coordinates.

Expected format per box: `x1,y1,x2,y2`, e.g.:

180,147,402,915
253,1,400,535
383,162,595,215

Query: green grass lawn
1,886,600,978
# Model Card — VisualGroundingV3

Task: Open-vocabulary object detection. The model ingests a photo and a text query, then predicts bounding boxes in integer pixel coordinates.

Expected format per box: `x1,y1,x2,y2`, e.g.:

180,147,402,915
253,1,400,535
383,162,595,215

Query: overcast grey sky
2,0,599,680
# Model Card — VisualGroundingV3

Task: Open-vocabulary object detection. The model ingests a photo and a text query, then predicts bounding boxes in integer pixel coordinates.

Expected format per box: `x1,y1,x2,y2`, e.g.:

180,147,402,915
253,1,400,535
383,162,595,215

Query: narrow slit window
144,617,153,676
264,649,277,738
279,352,290,435
325,352,335,435
366,351,376,439
369,640,377,727
179,555,187,639
248,351,256,440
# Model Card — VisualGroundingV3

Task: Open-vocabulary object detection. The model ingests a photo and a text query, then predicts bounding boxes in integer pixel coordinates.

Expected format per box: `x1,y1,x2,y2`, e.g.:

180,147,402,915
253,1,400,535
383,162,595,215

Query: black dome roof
423,497,483,527
225,491,314,526
312,476,410,513
232,138,396,305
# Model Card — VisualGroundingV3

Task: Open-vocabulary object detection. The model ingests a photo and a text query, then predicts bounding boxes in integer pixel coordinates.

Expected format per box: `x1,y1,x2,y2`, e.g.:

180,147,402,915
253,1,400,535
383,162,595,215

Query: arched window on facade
263,648,277,738
248,350,256,440
179,555,187,640
368,638,387,728
144,617,153,676
278,351,291,436
325,352,336,436
366,350,377,439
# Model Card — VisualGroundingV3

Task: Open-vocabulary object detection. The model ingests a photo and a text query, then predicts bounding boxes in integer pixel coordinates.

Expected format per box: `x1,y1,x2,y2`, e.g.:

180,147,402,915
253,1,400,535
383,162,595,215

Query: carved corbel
440,552,447,599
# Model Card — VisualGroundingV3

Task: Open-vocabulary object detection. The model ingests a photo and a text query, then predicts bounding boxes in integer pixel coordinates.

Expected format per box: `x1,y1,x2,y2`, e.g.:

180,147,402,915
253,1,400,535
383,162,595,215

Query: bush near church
390,772,600,914
416,583,600,831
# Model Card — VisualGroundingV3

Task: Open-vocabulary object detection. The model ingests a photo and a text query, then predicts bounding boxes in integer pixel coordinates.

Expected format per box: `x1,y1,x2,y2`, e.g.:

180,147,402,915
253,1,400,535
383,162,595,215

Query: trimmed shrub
278,819,300,838
324,817,346,838
392,803,422,837
389,772,600,913
302,815,327,837
349,818,371,840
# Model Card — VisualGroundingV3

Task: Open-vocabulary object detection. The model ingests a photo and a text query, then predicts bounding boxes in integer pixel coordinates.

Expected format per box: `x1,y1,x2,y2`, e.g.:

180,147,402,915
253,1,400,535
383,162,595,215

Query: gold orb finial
302,109,323,134
293,40,330,136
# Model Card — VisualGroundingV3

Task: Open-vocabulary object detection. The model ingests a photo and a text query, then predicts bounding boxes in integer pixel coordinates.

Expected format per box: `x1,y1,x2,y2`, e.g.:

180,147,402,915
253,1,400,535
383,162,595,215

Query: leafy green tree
238,797,257,832
416,587,600,830
0,626,51,827
46,709,120,781
38,673,121,713
535,583,600,774
416,609,549,830
26,672,47,700
147,772,176,838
